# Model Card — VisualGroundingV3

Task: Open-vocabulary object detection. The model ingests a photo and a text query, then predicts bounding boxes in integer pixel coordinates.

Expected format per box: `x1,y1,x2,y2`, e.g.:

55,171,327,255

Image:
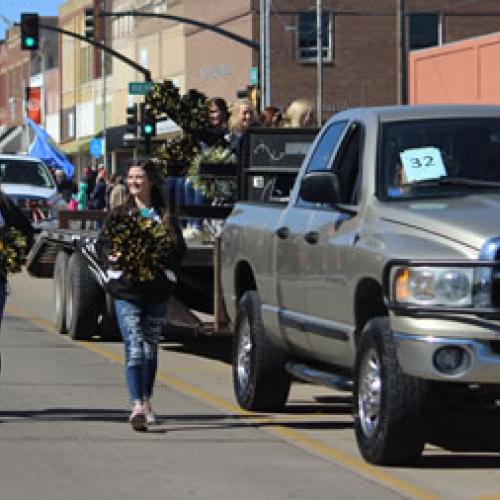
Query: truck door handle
276,226,290,239
304,231,319,244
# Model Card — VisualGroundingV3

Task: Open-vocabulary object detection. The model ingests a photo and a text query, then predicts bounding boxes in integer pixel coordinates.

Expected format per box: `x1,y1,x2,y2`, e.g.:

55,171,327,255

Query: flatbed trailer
27,206,230,341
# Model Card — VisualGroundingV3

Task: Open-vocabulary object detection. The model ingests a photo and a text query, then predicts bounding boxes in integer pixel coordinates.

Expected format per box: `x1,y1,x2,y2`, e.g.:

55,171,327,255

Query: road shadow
161,336,232,364
0,408,351,432
415,453,500,469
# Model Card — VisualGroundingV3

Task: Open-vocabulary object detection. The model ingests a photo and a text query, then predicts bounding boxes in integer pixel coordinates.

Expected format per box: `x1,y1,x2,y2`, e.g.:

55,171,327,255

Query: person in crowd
89,167,107,210
82,165,97,202
259,106,282,127
0,189,34,376
282,98,316,128
54,169,77,203
96,159,186,431
74,181,88,210
108,175,127,210
191,97,230,150
227,98,259,155
208,97,229,130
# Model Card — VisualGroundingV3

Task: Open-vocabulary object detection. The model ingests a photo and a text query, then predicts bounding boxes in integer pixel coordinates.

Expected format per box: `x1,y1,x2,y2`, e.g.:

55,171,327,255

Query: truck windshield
0,160,55,188
379,118,500,200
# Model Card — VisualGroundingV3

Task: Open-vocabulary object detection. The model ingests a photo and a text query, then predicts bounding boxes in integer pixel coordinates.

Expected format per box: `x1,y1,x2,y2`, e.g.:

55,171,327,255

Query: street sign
128,81,152,95
249,66,259,85
90,138,103,158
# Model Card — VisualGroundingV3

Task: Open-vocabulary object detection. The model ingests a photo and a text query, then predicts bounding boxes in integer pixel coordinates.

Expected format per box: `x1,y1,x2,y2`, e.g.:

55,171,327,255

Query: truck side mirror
299,171,339,205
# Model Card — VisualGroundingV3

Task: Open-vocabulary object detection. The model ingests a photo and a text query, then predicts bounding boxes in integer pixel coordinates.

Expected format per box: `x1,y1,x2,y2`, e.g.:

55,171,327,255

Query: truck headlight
393,267,473,306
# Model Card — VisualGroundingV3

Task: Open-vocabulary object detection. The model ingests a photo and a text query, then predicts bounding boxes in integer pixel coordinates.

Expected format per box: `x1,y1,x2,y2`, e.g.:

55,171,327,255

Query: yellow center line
6,304,439,500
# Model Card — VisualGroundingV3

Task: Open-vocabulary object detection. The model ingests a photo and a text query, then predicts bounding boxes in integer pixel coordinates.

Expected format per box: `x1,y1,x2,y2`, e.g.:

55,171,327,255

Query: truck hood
379,194,500,251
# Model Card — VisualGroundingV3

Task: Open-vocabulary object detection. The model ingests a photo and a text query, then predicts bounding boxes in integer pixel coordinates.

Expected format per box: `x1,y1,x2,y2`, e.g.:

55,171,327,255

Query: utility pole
316,0,323,126
101,0,108,172
260,0,271,109
396,0,407,104
260,0,265,111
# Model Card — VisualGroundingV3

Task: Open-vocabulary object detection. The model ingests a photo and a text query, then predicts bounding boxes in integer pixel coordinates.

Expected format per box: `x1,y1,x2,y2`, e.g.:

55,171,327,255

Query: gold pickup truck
220,105,500,465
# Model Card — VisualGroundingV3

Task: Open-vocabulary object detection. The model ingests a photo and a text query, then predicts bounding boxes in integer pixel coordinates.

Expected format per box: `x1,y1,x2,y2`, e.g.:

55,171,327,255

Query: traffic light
84,8,95,40
140,105,156,138
126,104,138,135
20,13,39,51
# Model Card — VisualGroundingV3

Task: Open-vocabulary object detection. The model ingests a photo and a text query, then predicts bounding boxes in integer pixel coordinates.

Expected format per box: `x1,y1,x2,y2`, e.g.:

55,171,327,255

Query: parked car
0,154,60,227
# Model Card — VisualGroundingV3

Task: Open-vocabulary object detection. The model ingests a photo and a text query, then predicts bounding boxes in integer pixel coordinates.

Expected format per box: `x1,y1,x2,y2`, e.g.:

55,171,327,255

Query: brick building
185,0,500,120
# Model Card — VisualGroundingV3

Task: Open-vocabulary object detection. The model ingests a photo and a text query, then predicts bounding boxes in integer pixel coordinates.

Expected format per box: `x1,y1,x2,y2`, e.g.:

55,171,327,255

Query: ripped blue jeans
114,300,168,403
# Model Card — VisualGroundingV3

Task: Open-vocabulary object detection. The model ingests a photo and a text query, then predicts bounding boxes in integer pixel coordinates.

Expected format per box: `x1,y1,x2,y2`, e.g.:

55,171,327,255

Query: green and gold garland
103,213,176,282
188,147,238,201
0,227,28,276
153,136,200,176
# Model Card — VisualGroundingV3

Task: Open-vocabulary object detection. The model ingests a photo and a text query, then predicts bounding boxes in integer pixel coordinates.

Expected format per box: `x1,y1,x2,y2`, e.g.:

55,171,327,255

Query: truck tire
354,317,428,465
99,294,122,342
53,251,69,334
66,251,103,341
232,290,291,411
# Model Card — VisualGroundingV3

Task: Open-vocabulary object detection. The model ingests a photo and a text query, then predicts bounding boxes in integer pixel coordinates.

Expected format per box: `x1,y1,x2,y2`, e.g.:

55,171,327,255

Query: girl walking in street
96,159,185,431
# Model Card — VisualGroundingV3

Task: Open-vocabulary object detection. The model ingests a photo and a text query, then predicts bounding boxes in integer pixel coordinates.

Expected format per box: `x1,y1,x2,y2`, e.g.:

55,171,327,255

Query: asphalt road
2,271,500,499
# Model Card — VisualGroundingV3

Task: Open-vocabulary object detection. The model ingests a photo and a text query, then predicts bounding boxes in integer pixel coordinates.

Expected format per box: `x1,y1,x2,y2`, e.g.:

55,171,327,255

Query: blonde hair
228,98,258,134
282,99,315,128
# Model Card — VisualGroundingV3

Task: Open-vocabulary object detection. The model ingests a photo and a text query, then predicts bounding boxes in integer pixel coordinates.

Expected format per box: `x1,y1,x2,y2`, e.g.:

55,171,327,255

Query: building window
298,11,332,62
409,13,441,50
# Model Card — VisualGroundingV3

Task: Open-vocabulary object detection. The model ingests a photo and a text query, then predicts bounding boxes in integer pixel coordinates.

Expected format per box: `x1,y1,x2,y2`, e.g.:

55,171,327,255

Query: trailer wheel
354,317,429,465
99,294,122,342
66,251,103,341
53,251,69,334
233,290,291,411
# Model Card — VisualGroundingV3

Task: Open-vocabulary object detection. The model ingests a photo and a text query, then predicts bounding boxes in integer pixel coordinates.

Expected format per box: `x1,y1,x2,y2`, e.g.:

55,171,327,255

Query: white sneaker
143,401,157,425
146,411,156,425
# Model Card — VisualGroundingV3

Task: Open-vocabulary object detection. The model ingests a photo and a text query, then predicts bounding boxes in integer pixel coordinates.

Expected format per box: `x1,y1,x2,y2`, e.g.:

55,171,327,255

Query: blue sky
0,0,61,40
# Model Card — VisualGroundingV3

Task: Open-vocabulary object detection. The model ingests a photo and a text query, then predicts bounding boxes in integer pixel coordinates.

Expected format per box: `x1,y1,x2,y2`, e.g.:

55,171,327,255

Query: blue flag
26,118,75,179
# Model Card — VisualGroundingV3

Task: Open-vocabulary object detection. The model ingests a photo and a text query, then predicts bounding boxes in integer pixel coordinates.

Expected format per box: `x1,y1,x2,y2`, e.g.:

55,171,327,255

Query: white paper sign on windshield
400,147,447,182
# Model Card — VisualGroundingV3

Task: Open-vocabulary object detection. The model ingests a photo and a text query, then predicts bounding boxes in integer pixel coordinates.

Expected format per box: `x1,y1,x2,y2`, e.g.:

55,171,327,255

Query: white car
0,154,60,227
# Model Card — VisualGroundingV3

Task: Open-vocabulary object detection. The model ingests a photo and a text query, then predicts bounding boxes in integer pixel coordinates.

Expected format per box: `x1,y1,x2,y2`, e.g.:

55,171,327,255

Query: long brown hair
123,158,177,230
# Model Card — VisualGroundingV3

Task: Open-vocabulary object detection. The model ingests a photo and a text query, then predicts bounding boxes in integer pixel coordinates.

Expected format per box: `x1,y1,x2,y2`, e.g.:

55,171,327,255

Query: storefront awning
58,137,92,154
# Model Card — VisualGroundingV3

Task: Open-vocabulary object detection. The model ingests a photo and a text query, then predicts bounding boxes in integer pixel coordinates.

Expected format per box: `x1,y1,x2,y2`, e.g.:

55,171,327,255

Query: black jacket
93,205,186,305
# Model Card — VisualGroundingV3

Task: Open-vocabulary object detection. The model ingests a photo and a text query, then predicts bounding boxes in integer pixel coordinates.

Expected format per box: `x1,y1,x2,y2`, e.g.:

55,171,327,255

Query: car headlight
393,267,474,306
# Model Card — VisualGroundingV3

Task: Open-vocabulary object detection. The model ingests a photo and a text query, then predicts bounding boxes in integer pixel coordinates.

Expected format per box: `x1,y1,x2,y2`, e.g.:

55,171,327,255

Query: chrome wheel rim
358,347,382,438
236,316,252,391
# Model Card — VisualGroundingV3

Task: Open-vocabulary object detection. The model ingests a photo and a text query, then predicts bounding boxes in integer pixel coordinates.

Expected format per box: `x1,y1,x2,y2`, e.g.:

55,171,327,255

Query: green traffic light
25,37,35,48
143,124,153,135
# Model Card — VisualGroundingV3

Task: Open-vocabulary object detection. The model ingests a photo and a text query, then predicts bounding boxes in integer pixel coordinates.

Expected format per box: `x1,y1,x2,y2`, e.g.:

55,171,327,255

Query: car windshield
0,159,55,188
379,118,500,200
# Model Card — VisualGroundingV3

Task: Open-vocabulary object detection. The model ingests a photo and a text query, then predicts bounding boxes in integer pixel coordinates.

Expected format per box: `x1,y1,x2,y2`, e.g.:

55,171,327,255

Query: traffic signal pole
102,11,260,51
38,23,152,82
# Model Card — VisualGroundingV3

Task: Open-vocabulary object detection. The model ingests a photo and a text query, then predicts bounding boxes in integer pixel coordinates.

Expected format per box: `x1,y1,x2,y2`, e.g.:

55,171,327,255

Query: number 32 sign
400,147,447,182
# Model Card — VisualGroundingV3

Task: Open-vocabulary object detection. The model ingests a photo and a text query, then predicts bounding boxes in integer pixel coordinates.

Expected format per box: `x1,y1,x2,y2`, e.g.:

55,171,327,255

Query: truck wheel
53,251,69,334
100,294,122,342
232,290,291,411
354,317,428,465
66,251,103,341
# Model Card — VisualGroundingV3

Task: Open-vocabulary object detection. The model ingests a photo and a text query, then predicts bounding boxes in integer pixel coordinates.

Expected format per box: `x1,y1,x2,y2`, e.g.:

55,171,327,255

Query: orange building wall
409,31,500,105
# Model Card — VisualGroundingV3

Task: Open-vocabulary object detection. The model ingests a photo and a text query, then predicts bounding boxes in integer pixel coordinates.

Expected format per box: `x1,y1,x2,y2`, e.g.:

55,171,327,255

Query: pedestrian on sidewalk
0,190,34,375
96,159,186,431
